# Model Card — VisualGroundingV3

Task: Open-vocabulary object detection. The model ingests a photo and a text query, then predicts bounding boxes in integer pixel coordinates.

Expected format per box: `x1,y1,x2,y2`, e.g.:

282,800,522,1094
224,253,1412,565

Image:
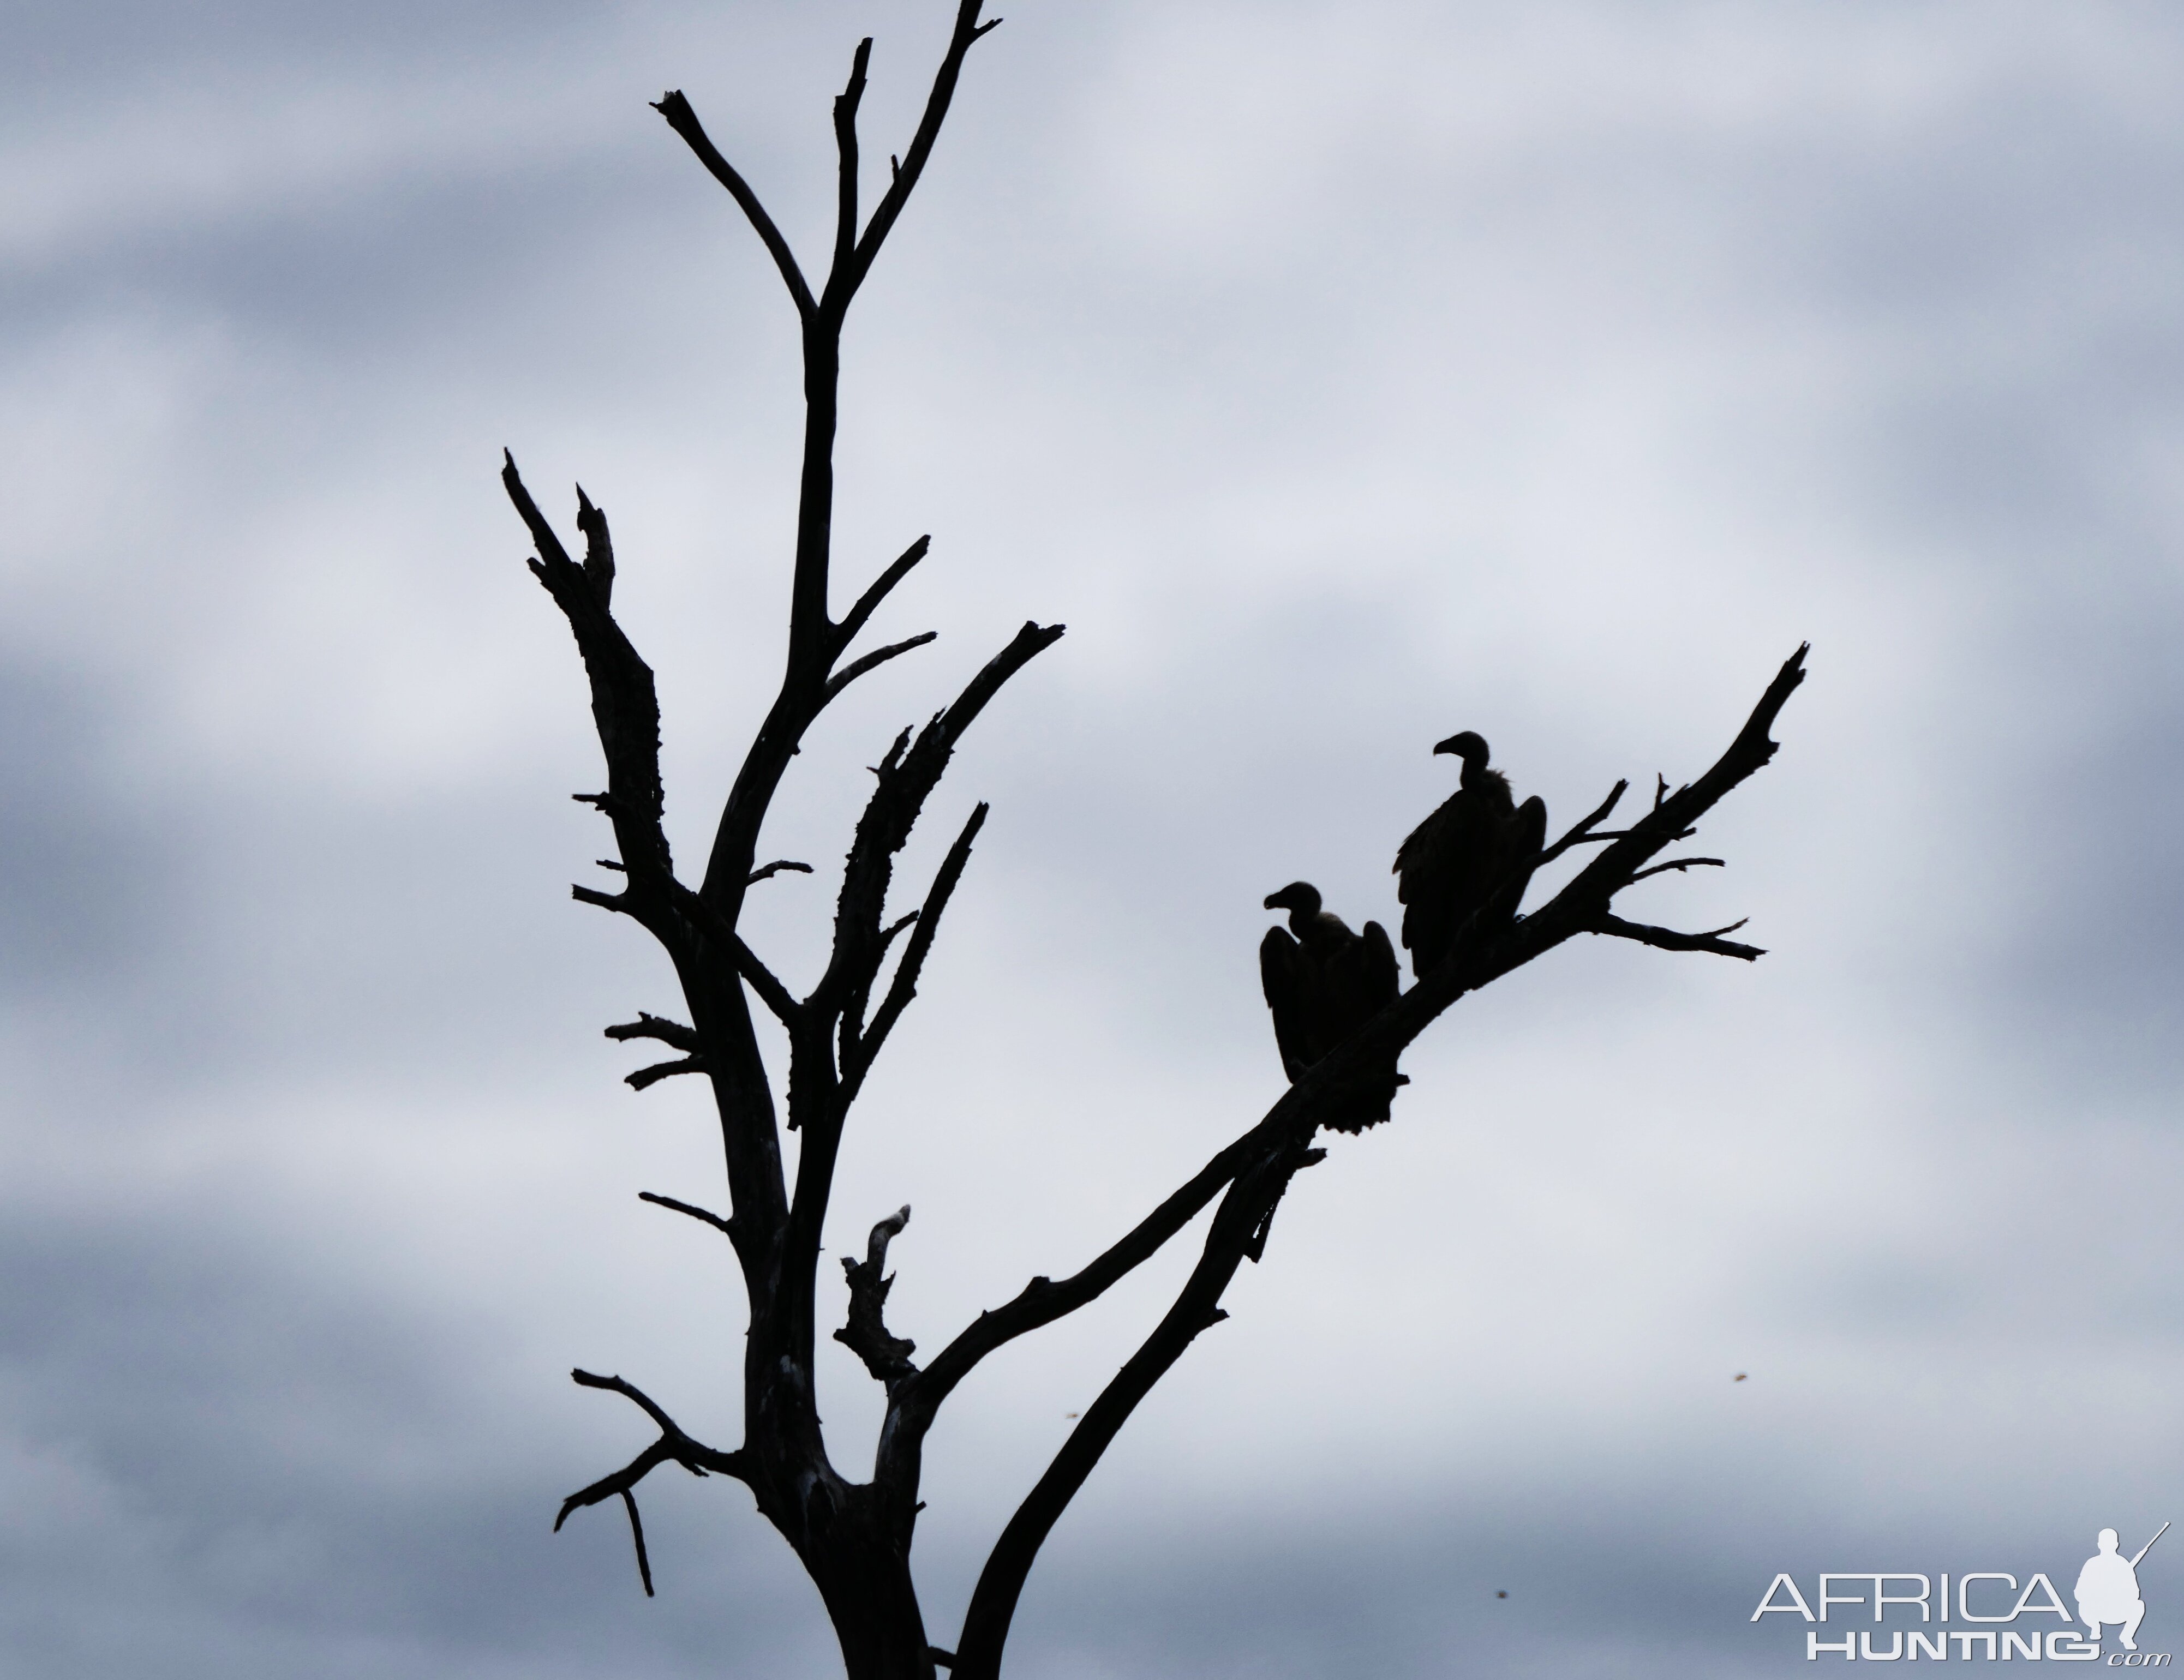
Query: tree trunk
803,1491,934,1680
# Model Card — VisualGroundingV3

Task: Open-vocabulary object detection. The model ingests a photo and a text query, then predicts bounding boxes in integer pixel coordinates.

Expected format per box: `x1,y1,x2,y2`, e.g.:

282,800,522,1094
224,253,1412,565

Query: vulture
1393,730,1547,979
1259,881,1402,1133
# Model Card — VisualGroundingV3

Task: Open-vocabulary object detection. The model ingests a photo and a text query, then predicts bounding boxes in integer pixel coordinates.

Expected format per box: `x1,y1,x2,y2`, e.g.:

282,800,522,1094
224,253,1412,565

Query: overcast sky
5,3,2184,1676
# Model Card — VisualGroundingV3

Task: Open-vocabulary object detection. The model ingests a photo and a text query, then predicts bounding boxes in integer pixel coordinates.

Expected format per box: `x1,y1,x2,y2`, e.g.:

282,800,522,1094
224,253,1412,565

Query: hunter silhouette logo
1753,1523,2172,1663
2080,1524,2168,1653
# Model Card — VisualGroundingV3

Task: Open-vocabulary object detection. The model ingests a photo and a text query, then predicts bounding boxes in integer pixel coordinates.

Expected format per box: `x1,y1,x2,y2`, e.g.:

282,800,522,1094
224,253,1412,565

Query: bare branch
651,92,816,319
553,1370,747,1571
836,1204,918,1388
566,1372,746,1471
881,1103,1301,1490
851,802,987,1086
554,1437,678,1533
606,1014,710,1090
952,1139,1313,1679
502,449,576,569
1589,912,1764,961
571,1369,685,1437
526,16,1808,1667
831,0,998,311
843,910,919,1070
638,1191,736,1238
904,645,1805,1487
1244,1148,1324,1261
506,454,673,891
606,1013,701,1053
1535,779,1627,870
1627,856,1724,882
821,632,939,707
866,1204,911,1268
1562,645,1807,908
627,1055,707,1090
575,484,614,606
620,1489,655,1597
937,621,1067,748
689,8,1035,910
832,39,874,283
834,535,930,654
666,882,803,1026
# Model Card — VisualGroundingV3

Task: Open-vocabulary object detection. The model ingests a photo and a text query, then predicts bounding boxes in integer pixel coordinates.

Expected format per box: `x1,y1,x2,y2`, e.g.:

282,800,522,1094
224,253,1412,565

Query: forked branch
918,646,1814,1675
950,1138,1319,1679
829,1,1004,313
554,1370,750,1577
1590,912,1763,961
835,536,931,653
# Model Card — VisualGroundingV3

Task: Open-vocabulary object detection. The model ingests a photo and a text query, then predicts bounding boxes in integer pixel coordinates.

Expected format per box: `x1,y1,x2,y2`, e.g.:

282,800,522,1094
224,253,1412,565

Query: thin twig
573,1369,684,1436
627,1055,707,1090
638,1191,736,1238
1534,780,1627,870
1590,911,1764,961
821,632,938,706
620,1489,655,1597
834,536,930,653
606,1013,701,1052
1627,856,1725,882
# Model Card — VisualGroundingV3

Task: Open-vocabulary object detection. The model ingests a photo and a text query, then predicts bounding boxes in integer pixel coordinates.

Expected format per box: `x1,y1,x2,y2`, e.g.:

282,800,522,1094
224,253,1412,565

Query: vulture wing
1393,796,1463,971
1359,920,1399,1012
1313,918,1403,1135
1259,926,1315,1081
1396,792,1501,976
1487,795,1549,924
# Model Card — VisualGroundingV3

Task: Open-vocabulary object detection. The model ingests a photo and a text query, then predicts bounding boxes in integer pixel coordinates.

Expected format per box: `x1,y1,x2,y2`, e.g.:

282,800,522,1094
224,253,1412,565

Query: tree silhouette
500,5,1806,1676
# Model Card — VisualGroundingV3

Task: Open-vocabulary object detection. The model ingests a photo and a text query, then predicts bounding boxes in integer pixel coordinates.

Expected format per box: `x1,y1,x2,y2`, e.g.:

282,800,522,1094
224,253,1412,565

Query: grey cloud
8,1,2184,1676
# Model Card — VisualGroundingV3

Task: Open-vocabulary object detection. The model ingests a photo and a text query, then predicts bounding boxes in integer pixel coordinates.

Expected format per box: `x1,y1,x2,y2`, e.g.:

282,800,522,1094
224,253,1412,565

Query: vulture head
1262,881,1323,926
1423,725,1511,795
1432,729,1491,780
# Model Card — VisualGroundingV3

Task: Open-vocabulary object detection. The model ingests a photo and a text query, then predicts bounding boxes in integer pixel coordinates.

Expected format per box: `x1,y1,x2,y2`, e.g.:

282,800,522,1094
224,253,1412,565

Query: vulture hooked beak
1262,881,1320,915
1433,730,1489,762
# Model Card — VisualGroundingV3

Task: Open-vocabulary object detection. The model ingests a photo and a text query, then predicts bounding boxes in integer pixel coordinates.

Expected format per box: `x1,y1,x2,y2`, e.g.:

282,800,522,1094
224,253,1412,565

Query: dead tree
500,6,1807,1676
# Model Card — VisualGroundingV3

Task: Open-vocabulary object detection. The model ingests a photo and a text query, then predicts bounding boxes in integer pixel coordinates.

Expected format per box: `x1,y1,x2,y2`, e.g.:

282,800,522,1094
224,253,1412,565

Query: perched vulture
1259,881,1402,1133
1392,730,1547,979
